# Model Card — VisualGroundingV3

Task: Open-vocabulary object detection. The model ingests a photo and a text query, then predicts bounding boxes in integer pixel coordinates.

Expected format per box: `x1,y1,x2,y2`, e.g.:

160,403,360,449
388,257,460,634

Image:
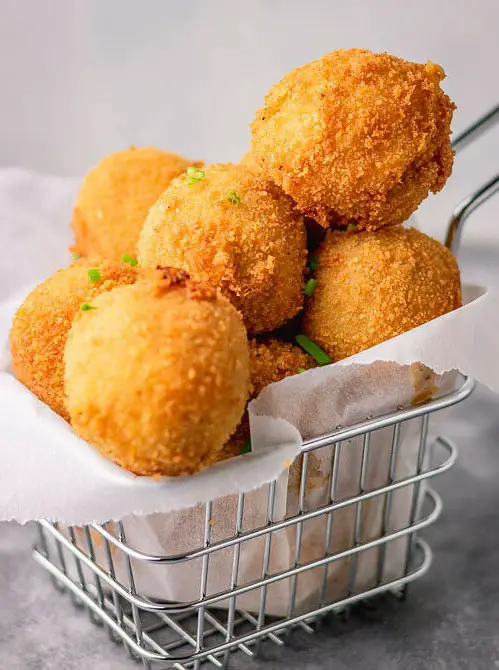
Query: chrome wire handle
446,174,499,253
451,104,499,152
445,104,499,254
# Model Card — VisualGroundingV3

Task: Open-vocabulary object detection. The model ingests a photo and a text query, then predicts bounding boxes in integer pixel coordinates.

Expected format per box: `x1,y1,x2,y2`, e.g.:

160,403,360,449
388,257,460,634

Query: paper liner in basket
2,285,499,524
2,283,499,617
3,169,499,616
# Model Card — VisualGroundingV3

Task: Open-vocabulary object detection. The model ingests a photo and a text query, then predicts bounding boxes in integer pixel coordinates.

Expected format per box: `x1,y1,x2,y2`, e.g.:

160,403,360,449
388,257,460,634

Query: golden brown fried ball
303,227,461,361
138,163,307,334
64,269,249,476
71,147,203,261
251,48,455,231
216,338,315,462
247,338,316,397
239,150,261,174
10,260,137,421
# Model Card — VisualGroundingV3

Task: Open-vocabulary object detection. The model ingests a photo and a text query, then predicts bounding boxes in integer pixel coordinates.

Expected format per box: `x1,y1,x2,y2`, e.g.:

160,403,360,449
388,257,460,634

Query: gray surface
1,385,499,670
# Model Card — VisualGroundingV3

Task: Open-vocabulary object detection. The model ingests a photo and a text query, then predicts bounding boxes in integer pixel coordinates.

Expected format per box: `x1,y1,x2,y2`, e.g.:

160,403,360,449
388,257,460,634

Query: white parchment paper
1,168,499,615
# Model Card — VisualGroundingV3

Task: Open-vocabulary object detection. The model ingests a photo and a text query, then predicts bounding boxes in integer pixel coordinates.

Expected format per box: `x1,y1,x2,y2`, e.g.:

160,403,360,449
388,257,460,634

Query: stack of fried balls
10,49,461,477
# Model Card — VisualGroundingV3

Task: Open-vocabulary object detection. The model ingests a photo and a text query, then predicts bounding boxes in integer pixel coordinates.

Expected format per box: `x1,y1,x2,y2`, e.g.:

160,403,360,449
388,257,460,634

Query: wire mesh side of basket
33,376,473,670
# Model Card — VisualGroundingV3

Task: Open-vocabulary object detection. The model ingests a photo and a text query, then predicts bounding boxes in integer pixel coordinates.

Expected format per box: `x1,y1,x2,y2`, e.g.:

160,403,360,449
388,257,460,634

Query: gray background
0,0,499,244
1,1,499,668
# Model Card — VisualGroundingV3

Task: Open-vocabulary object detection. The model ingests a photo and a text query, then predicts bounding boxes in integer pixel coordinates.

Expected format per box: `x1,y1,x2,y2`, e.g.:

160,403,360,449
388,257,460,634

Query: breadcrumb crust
10,260,137,420
251,49,455,230
64,281,249,476
138,163,307,334
303,227,461,361
71,146,203,260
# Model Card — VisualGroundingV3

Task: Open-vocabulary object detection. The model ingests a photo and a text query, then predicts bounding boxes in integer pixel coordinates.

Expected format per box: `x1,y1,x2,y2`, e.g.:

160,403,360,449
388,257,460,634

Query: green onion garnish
88,268,101,282
240,438,251,455
226,190,241,205
187,166,205,185
308,255,319,273
297,367,306,374
122,254,138,267
295,334,331,366
72,253,81,260
81,302,95,311
304,278,317,297
346,223,358,232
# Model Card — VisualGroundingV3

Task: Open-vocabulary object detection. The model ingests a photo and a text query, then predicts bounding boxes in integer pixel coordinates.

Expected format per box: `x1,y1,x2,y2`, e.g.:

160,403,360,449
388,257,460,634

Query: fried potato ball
71,147,203,261
303,227,461,361
215,338,315,462
239,150,261,174
138,163,307,334
248,338,316,397
64,269,249,476
10,260,137,421
251,48,455,231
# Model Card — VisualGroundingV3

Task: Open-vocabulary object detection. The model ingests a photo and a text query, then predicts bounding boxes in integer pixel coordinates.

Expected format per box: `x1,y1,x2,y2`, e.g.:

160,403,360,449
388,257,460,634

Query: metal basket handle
445,104,499,254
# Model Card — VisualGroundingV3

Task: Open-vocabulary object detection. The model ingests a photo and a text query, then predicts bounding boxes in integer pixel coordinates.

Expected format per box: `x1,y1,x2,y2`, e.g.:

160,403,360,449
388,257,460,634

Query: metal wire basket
33,106,499,670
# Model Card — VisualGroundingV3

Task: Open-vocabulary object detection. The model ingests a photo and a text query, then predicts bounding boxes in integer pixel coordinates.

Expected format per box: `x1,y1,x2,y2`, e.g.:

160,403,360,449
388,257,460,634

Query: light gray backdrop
0,0,498,250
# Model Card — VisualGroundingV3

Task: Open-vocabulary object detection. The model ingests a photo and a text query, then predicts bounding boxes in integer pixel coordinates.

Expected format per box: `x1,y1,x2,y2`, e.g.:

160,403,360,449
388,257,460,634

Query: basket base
33,532,432,669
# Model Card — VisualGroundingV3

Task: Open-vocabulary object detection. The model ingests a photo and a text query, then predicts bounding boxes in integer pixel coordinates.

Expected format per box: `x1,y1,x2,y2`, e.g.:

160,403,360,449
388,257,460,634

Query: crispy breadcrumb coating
71,147,203,260
215,338,315,462
303,227,461,361
138,163,307,334
239,150,261,174
248,338,315,397
10,261,137,420
251,49,455,231
64,270,249,476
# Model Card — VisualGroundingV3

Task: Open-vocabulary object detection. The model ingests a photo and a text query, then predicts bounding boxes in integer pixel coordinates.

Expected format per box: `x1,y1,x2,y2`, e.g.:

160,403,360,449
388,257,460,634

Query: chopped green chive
88,268,101,282
308,255,319,273
187,166,205,185
122,254,138,267
81,302,95,311
304,278,318,297
72,253,81,260
346,223,358,232
226,190,241,205
295,334,331,366
240,438,252,455
297,367,306,374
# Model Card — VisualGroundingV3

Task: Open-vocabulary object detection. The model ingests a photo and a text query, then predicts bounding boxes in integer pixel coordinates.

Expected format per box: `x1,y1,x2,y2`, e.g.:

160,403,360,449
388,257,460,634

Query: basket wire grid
33,106,499,669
